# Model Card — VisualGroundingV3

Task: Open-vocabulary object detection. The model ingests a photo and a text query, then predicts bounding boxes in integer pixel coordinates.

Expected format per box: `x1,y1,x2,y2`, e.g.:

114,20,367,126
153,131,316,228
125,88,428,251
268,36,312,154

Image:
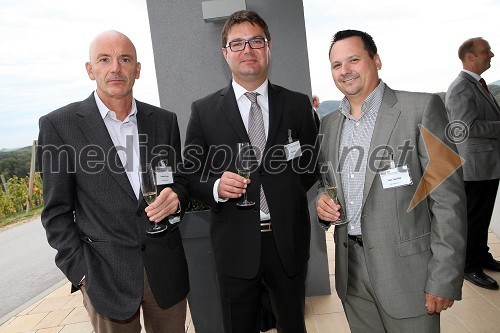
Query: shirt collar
462,69,482,82
94,91,137,122
339,80,385,119
232,80,269,101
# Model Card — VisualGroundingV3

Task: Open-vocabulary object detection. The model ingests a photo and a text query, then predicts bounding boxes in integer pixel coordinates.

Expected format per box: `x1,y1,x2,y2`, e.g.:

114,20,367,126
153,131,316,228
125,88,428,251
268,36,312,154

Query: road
0,217,64,319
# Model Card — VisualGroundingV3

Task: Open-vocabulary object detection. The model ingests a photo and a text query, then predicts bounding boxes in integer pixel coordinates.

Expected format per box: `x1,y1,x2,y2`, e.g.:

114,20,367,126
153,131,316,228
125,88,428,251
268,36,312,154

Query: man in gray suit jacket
38,31,189,333
316,30,466,332
446,37,500,290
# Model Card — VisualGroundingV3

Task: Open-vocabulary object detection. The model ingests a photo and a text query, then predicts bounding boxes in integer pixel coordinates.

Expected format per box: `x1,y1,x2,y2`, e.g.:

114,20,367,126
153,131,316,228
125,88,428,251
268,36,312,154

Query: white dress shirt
94,91,141,199
213,80,271,220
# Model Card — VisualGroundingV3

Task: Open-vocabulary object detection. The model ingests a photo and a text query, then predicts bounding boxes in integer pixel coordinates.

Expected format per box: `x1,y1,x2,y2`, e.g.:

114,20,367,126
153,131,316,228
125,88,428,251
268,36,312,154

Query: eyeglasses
225,37,268,52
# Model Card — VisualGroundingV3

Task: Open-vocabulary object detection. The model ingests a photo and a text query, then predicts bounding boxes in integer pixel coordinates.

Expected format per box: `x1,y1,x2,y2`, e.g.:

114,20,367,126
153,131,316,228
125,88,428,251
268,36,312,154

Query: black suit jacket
38,93,189,320
184,82,318,279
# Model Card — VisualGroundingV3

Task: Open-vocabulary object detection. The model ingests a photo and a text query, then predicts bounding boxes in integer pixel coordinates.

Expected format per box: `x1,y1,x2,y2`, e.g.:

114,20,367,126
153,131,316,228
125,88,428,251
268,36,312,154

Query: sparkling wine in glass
140,163,167,234
235,142,255,207
320,161,348,225
143,191,157,205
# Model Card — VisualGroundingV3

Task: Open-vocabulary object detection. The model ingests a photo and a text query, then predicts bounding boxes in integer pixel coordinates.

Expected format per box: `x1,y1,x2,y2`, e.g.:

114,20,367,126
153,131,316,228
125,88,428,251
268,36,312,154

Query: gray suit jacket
445,71,500,181
319,85,466,319
38,93,189,320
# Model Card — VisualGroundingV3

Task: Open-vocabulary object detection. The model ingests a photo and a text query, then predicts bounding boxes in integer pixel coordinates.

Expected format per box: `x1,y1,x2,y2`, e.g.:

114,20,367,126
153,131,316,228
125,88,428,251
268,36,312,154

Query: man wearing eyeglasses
184,10,318,333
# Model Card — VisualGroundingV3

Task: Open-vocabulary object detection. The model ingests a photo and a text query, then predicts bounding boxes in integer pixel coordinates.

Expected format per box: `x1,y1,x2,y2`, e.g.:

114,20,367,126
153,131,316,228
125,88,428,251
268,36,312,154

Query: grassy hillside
0,146,32,179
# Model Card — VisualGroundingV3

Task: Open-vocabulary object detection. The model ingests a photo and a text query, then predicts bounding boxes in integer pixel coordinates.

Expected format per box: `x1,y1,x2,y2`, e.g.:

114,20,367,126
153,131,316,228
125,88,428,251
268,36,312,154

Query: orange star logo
407,125,465,211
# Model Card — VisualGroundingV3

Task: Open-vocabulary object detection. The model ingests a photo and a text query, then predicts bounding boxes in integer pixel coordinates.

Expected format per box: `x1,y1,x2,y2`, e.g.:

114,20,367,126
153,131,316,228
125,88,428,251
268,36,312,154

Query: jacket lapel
266,82,284,148
326,111,346,208
220,84,250,143
460,72,500,111
136,101,156,167
362,87,400,206
76,94,137,201
136,102,156,207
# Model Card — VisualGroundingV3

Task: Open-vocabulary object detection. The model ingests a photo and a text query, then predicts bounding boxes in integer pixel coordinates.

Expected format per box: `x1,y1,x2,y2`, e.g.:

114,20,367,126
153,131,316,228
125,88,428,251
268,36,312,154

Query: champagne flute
139,163,167,234
320,161,348,225
235,142,255,207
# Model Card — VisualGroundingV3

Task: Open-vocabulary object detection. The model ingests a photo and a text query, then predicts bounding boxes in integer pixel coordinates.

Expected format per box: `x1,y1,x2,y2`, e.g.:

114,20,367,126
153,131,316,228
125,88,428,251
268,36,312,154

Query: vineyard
0,145,43,221
0,174,43,219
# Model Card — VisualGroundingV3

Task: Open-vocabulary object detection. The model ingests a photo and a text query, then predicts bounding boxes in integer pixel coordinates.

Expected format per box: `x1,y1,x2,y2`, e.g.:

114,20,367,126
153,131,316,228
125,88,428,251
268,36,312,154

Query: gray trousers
344,238,440,333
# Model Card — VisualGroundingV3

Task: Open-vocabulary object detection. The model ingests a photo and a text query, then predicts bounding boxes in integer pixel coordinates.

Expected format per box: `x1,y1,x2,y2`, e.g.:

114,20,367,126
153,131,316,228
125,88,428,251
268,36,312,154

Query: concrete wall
146,0,312,144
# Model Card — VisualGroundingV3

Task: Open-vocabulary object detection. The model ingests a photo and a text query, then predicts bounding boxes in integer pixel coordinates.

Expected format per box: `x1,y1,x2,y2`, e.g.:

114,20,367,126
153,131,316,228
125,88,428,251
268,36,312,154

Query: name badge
155,166,173,185
380,165,413,189
284,141,302,161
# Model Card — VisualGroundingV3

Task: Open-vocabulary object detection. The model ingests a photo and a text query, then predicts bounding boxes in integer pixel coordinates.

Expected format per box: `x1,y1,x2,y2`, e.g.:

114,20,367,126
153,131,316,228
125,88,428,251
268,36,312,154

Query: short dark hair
328,30,377,59
458,37,482,61
221,10,271,48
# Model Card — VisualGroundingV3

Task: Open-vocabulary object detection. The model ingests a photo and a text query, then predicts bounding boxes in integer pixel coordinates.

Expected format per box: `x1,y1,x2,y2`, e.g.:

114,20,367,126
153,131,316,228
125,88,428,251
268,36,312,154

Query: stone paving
2,230,500,332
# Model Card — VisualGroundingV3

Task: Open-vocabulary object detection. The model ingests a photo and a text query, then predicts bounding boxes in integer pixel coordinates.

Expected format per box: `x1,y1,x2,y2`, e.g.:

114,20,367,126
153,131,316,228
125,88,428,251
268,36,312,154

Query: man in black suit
312,95,321,129
38,30,189,332
184,10,318,333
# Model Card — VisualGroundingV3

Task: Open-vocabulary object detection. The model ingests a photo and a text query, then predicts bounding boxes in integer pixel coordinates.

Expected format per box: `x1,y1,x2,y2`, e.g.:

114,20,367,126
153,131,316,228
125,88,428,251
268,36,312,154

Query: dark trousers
217,232,307,333
464,179,500,273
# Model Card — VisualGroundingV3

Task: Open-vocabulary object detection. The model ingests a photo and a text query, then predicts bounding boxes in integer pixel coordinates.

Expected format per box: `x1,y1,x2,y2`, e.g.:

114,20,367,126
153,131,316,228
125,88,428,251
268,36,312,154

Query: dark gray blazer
38,93,189,320
319,86,466,319
445,71,500,181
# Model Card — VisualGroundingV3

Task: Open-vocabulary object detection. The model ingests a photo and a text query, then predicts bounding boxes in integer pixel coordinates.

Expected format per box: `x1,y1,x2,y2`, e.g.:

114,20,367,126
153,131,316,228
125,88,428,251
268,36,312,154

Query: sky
1,0,499,149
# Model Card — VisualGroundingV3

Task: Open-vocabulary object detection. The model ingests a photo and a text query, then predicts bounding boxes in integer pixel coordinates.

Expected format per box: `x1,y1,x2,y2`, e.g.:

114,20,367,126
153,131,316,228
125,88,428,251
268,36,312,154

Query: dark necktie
479,78,490,94
245,92,269,214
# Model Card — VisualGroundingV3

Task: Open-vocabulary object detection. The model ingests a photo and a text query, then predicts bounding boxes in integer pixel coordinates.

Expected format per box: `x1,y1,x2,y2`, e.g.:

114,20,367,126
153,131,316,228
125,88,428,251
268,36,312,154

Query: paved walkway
2,229,500,332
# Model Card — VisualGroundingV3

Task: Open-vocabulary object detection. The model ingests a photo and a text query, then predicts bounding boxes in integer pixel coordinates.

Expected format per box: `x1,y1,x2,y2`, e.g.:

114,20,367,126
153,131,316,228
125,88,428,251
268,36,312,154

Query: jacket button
136,210,142,217
141,245,146,251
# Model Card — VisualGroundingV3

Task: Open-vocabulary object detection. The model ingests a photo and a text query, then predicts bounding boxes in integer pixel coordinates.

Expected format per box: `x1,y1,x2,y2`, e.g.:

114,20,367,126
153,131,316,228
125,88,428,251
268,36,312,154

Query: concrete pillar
146,1,330,330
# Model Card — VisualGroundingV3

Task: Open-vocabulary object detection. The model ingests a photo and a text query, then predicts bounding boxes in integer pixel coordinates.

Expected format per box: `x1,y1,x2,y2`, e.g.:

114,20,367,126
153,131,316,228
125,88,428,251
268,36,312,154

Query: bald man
38,30,189,333
446,37,500,290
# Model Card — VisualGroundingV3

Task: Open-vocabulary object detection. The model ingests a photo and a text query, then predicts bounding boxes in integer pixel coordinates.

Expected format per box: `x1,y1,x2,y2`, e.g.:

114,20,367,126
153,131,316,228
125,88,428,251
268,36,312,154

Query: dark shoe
464,271,499,290
484,258,500,272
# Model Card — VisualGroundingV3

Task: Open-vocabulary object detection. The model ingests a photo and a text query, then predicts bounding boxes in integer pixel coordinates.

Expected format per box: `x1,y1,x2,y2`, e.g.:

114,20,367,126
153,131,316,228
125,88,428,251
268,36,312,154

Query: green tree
0,146,31,179
488,84,500,103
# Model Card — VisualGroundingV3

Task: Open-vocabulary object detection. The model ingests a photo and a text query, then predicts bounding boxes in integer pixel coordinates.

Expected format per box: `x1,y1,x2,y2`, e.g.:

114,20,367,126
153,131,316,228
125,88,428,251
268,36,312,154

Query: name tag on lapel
284,140,302,161
155,166,173,185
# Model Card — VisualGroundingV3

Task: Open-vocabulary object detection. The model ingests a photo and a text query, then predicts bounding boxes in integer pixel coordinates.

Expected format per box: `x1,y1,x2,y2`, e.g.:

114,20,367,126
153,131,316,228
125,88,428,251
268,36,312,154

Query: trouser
344,238,439,333
464,179,499,272
217,232,307,333
82,271,186,333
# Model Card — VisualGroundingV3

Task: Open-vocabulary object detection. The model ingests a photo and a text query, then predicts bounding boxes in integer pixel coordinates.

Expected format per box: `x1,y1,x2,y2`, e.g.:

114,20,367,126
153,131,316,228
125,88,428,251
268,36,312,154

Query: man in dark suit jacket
446,37,500,290
312,95,321,129
38,30,189,333
184,10,318,333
